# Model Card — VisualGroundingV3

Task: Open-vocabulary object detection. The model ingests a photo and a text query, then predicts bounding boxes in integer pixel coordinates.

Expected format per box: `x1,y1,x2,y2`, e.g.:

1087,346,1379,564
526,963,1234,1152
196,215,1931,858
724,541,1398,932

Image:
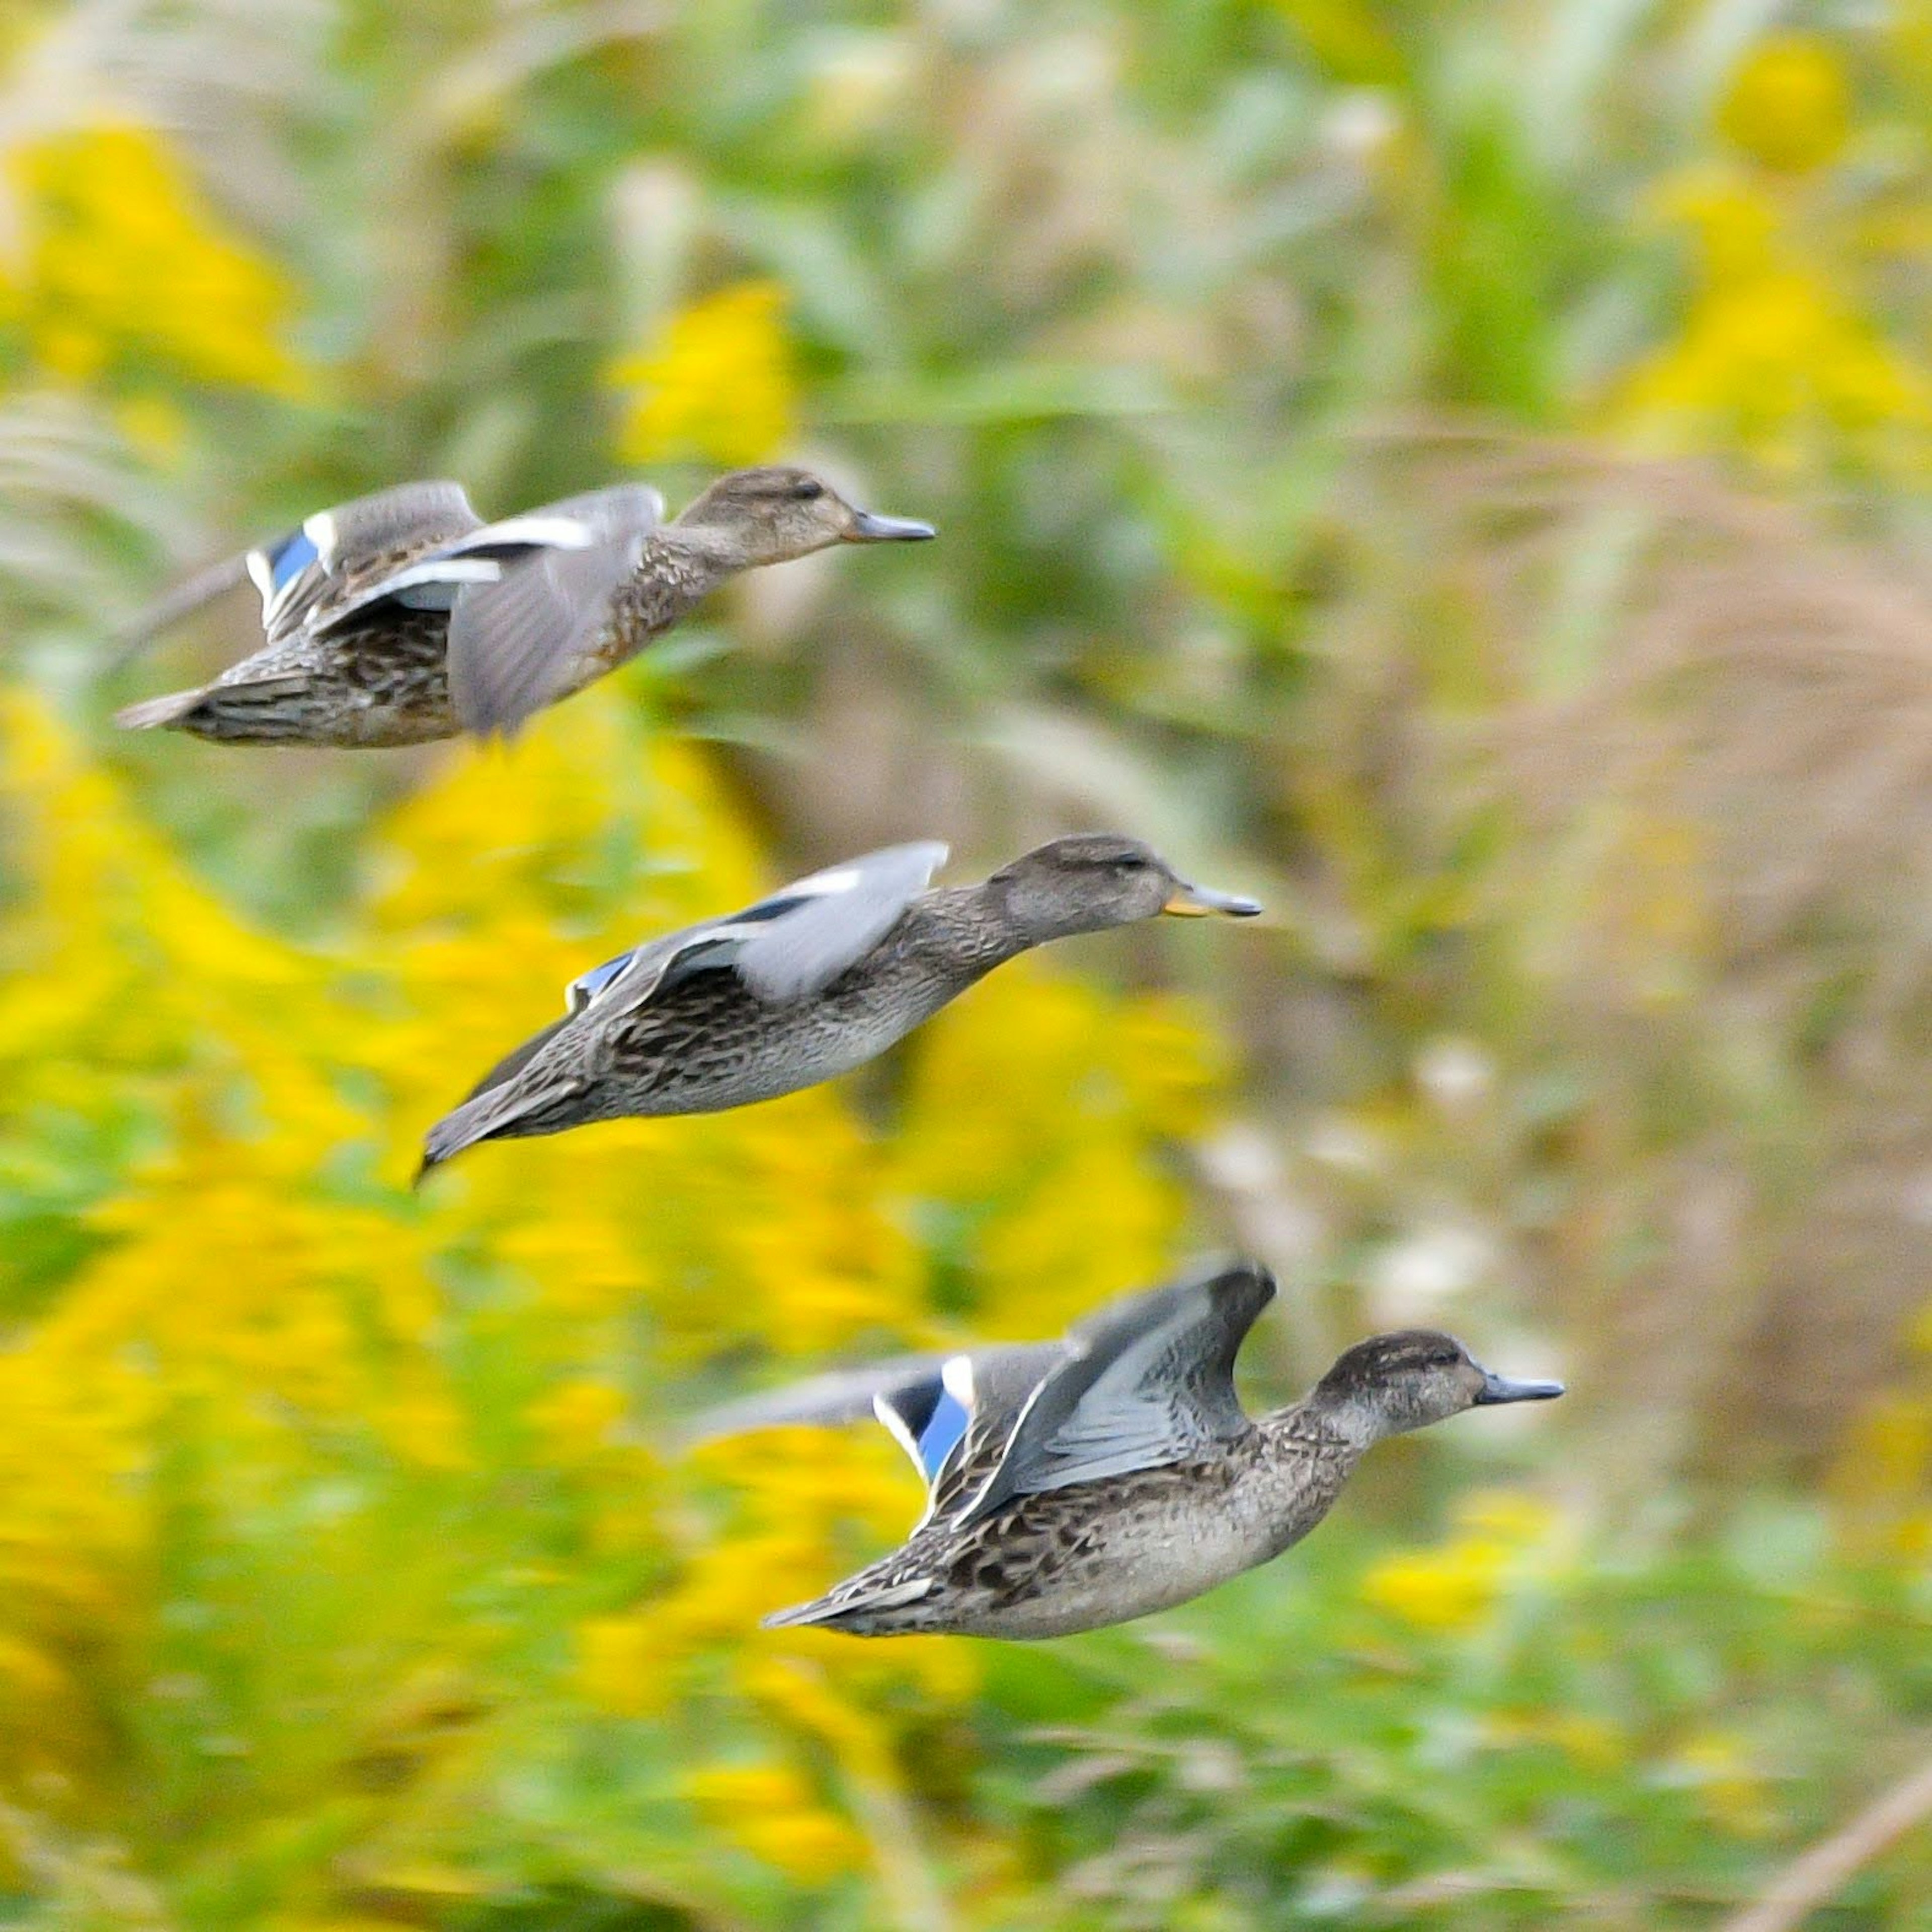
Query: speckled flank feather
766,1431,1358,1638
141,612,460,747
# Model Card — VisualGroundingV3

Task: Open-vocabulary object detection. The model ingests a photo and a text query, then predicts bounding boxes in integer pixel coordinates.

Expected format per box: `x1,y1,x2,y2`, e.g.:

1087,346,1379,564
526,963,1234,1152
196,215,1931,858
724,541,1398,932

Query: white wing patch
791,864,864,897
447,513,599,551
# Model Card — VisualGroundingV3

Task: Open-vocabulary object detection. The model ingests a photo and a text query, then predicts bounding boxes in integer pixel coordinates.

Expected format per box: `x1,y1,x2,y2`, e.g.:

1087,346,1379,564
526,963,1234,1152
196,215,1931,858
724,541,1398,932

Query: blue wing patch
266,528,320,591
915,1385,970,1479
566,948,636,1012
875,1365,974,1491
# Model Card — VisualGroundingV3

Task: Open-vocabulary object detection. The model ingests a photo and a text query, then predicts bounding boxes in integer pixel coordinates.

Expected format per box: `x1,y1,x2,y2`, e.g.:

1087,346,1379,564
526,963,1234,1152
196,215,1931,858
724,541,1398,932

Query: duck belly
940,1506,1281,1640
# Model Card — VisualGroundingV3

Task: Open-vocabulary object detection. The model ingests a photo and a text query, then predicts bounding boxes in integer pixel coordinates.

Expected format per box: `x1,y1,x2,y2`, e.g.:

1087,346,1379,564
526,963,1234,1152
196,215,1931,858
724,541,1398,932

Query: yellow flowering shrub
1360,1490,1562,1634
608,281,796,467
1717,35,1849,175
682,1761,866,1881
1613,168,1932,475
0,124,307,395
0,685,1221,1915
1613,37,1932,476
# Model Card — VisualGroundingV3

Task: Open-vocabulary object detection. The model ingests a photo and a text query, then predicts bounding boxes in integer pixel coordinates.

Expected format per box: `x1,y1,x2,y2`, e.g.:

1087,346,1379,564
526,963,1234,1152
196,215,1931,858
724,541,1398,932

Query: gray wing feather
675,1354,955,1448
589,842,948,1021
517,484,664,531
318,480,484,557
443,486,664,737
268,481,483,637
446,534,646,736
731,842,949,1005
955,1260,1275,1526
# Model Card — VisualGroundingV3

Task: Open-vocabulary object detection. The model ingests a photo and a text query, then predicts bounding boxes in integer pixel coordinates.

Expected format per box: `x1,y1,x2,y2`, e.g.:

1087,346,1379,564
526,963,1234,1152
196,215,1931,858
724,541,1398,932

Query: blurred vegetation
3,0,1932,1925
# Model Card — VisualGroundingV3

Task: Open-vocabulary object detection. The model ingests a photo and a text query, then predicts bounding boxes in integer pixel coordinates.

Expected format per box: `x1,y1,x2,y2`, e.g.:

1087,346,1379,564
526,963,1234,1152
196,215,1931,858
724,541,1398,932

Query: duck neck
1258,1393,1379,1461
908,883,1044,977
1237,1404,1370,1556
617,526,742,634
656,519,763,582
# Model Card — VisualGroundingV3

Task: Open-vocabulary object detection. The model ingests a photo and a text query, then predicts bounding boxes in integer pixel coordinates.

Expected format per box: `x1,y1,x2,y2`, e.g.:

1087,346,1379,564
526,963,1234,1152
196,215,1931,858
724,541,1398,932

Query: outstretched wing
255,482,485,641
114,481,483,661
675,1353,952,1446
954,1259,1275,1526
682,1337,1068,1534
576,841,949,1020
445,539,640,737
441,485,667,737
309,485,663,628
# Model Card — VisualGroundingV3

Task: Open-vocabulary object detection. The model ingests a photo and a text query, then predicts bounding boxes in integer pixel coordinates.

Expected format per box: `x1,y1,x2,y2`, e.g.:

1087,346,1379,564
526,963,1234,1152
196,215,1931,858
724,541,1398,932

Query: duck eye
791,479,825,501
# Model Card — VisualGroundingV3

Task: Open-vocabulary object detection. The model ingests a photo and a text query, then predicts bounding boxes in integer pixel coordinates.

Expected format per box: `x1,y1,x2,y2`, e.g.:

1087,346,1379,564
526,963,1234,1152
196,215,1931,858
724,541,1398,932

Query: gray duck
113,465,934,746
685,1259,1563,1639
417,834,1261,1178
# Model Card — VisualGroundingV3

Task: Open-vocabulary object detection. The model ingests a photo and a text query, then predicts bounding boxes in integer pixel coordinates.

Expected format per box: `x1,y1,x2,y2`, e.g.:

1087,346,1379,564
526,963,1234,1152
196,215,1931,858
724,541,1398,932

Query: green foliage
2,0,1931,1925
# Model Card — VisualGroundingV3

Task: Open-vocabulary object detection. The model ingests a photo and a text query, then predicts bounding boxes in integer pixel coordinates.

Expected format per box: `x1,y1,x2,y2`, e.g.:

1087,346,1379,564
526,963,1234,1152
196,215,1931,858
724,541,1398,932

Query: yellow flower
527,1378,628,1462
683,1762,865,1882
1612,168,1932,475
575,1613,668,1717
1718,36,1850,174
1,124,308,395
1676,1729,1775,1836
608,281,796,467
1360,1490,1559,1634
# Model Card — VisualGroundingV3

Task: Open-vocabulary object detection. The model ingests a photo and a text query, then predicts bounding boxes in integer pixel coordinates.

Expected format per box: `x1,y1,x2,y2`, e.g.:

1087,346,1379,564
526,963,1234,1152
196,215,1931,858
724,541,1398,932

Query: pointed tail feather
415,1076,583,1185
761,1575,935,1631
114,686,210,731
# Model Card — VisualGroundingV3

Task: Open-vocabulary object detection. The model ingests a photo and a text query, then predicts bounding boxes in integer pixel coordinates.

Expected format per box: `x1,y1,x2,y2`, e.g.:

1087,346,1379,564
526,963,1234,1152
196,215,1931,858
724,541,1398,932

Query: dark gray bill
1474,1369,1566,1405
847,509,937,541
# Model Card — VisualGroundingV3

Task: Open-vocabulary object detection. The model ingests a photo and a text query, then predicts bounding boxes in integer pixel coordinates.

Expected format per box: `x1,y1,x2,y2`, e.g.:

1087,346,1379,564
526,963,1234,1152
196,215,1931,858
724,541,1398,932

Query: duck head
1308,1330,1564,1444
984,834,1262,944
674,464,935,566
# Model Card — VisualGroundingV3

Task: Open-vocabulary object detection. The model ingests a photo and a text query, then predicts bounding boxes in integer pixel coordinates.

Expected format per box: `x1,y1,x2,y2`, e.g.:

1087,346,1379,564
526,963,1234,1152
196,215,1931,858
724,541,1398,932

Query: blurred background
4,0,1932,1924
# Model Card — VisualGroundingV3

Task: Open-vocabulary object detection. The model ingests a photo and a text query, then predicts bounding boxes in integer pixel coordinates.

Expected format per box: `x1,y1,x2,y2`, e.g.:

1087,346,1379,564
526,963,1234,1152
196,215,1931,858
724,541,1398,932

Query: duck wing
952,1259,1275,1527
677,1354,960,1444
576,841,949,1019
114,480,484,661
436,485,667,736
680,1338,1068,1537
256,482,486,642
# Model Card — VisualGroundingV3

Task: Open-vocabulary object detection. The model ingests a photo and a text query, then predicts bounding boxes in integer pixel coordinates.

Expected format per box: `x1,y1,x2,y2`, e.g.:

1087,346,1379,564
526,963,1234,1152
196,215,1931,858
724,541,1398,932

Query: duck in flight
113,465,934,746
685,1260,1564,1638
416,834,1261,1178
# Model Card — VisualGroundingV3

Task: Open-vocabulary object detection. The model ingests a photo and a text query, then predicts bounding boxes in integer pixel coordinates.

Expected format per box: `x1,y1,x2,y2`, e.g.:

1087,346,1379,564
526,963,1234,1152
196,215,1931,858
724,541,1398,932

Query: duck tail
113,685,210,731
761,1574,935,1633
759,1597,841,1630
415,1076,583,1187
